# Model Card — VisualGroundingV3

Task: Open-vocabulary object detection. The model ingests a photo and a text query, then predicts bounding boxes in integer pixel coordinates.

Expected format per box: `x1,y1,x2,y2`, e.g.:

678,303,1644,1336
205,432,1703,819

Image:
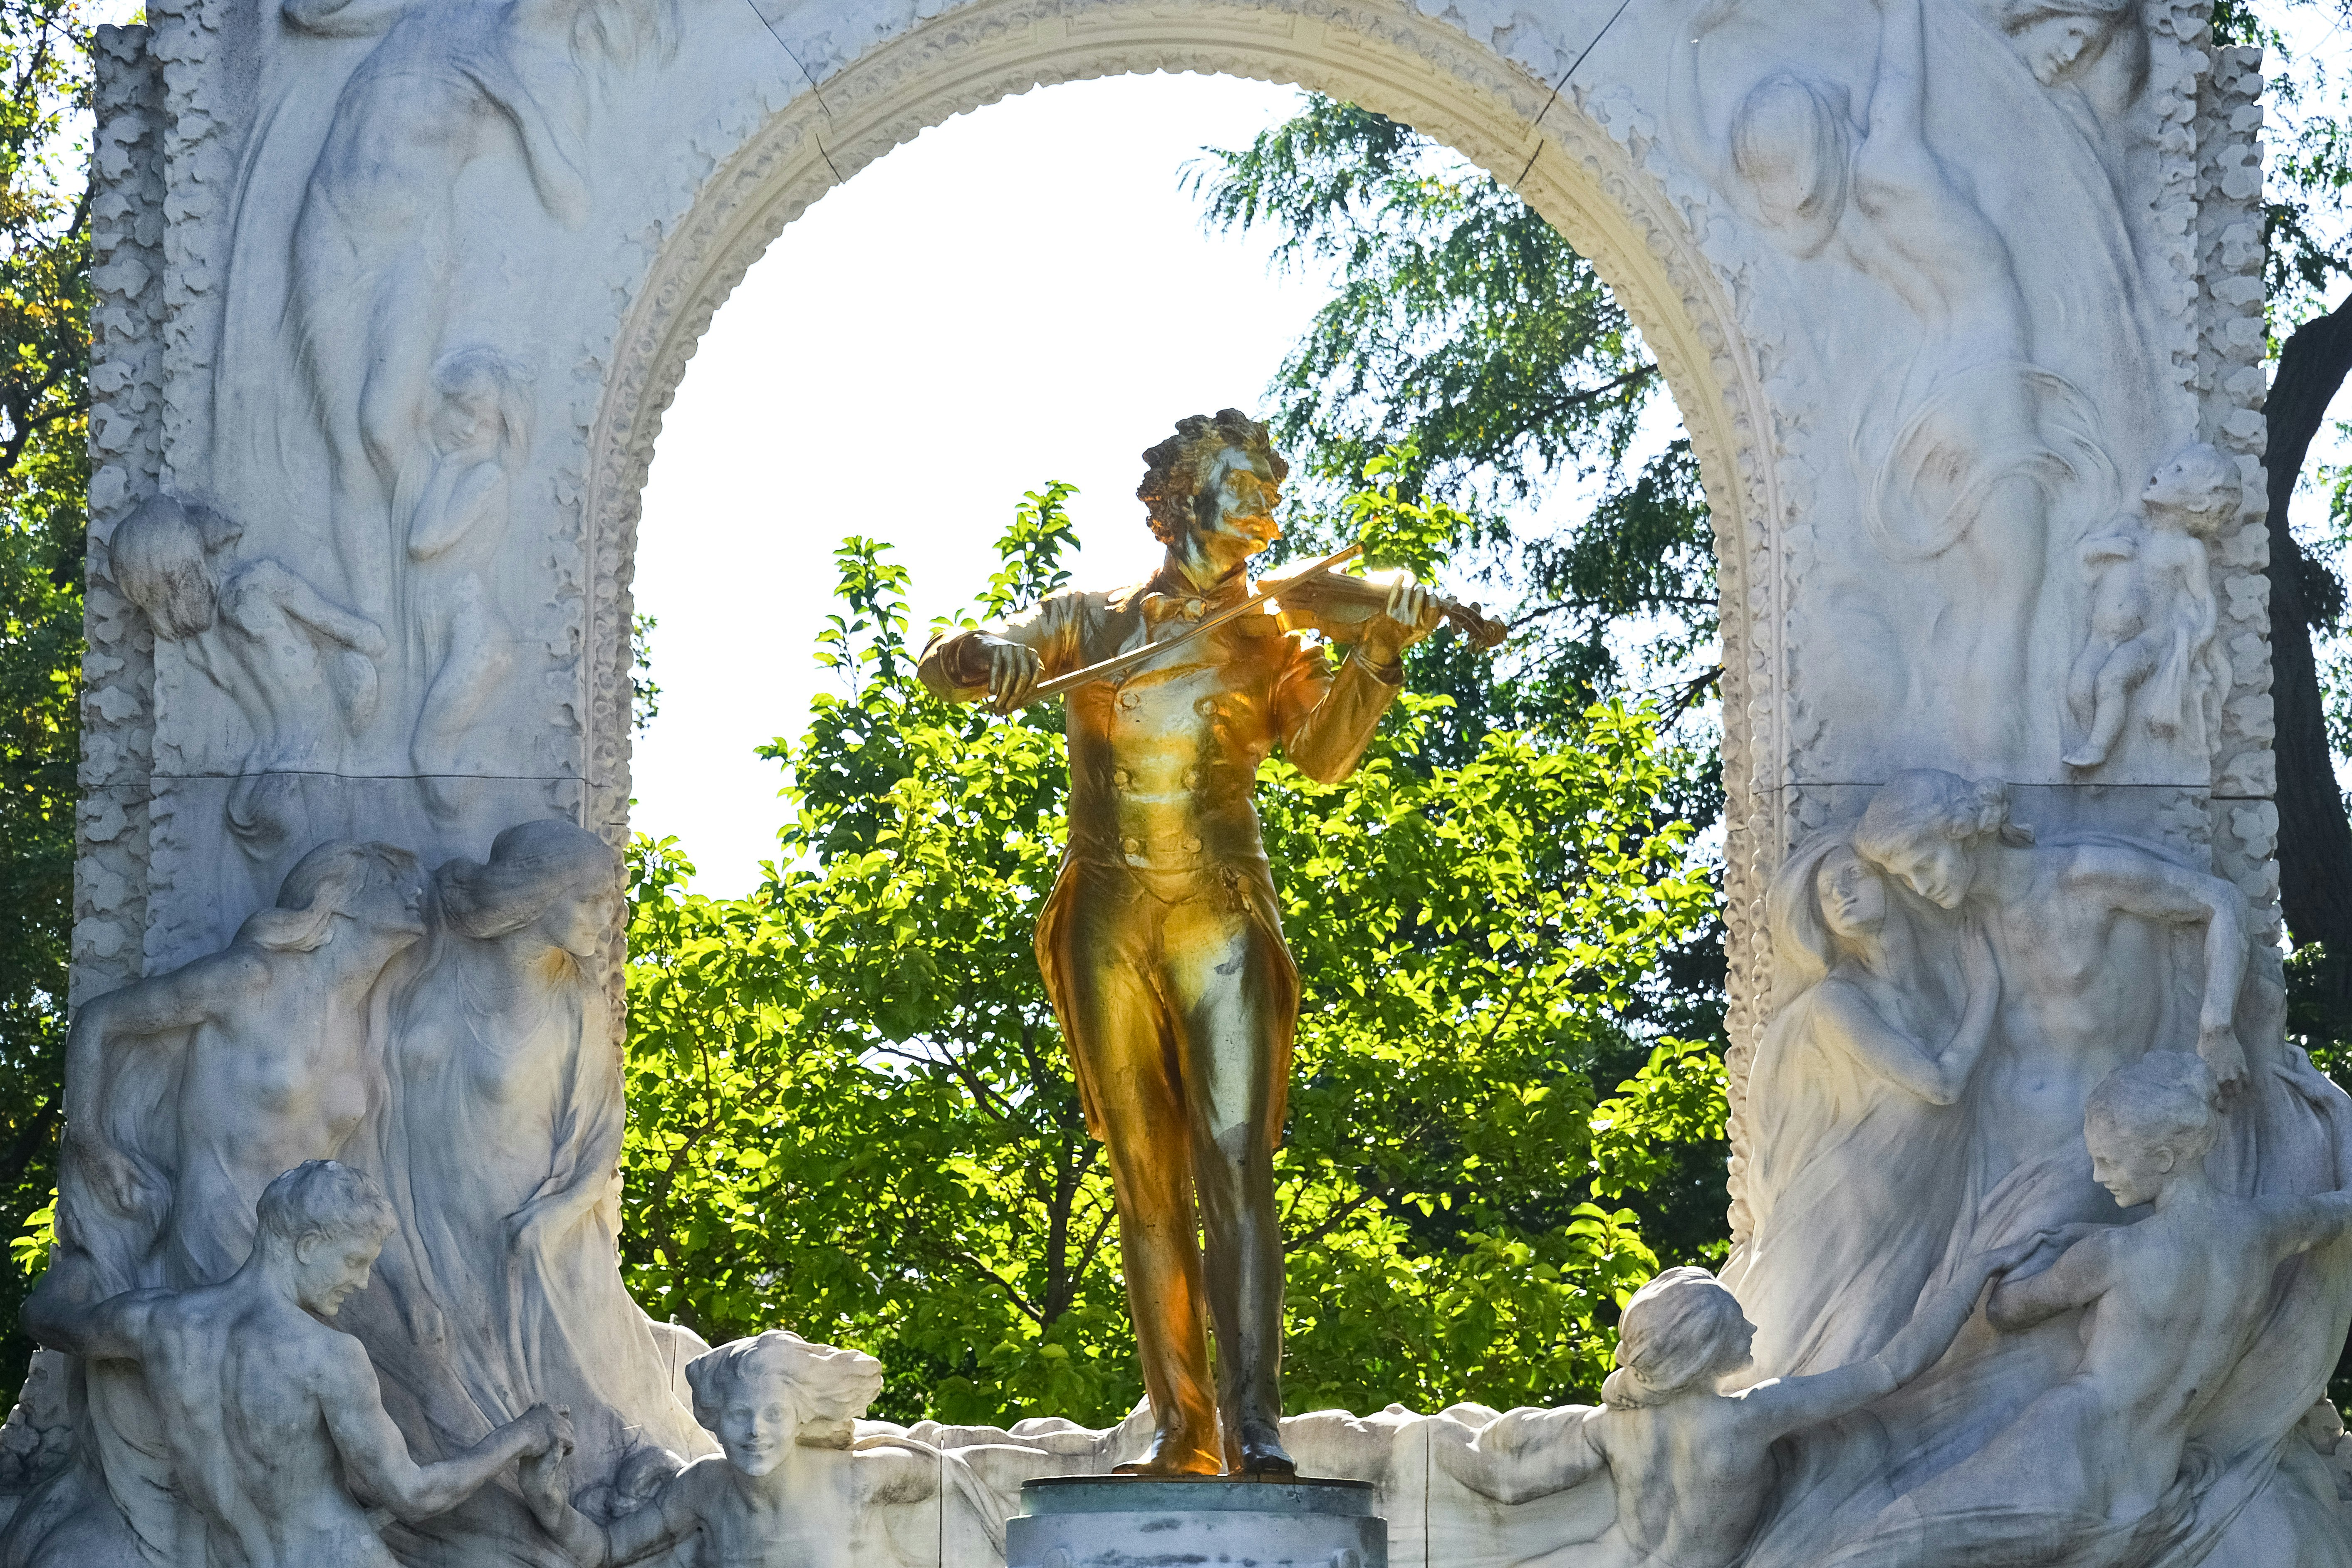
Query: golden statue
918,410,1442,1476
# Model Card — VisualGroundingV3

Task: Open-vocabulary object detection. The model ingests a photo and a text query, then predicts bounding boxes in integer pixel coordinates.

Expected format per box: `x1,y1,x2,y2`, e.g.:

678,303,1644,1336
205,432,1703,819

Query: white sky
626,74,1329,895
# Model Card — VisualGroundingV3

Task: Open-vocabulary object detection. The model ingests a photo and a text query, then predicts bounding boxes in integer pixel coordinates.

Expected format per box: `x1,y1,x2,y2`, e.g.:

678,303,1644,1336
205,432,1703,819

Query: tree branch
2265,290,2352,999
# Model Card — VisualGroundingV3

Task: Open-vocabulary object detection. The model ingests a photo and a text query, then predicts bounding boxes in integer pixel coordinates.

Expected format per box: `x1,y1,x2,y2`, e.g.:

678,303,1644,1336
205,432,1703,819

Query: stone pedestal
1004,1476,1386,1568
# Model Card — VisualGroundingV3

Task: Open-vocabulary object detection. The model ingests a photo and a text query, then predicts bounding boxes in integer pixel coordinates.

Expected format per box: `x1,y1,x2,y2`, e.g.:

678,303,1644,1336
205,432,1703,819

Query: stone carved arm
522,1447,703,1568
281,0,409,37
407,464,508,563
2253,1182,2352,1261
1860,0,1931,161
447,40,592,229
254,560,388,658
507,1036,627,1258
1663,0,1740,194
19,1253,158,1361
2063,847,2250,1087
62,956,260,1218
1986,1227,2114,1334
1428,1405,1606,1505
1809,918,1999,1105
322,1337,569,1519
1749,1238,2040,1432
2080,529,2139,570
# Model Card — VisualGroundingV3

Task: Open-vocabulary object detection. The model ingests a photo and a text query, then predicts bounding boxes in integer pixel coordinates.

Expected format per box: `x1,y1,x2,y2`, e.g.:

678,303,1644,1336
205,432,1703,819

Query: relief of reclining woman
342,820,713,1565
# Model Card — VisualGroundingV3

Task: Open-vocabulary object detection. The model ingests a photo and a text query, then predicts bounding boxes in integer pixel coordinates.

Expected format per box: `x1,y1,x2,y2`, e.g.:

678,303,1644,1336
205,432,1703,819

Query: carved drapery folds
51,0,2300,1561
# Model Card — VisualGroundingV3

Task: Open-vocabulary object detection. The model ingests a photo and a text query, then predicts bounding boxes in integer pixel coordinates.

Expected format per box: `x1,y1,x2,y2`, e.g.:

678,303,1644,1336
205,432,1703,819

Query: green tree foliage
1188,95,1736,1256
0,0,91,1392
1187,95,1716,703
621,489,1722,1427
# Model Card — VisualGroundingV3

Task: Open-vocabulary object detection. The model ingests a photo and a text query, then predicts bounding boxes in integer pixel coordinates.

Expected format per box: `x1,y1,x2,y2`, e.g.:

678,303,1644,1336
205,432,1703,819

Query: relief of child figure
109,494,387,852
1431,1237,2039,1568
2062,444,2242,771
398,345,531,821
520,1330,983,1568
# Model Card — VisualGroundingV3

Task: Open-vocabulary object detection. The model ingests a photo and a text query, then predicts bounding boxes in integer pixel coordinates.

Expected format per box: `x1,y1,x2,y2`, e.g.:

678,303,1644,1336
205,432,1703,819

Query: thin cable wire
1517,0,1637,186
737,0,844,182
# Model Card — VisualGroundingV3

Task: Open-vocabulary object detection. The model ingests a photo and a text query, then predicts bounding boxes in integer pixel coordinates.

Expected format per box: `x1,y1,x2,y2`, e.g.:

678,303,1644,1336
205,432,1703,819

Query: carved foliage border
2199,45,2284,945
76,27,165,1003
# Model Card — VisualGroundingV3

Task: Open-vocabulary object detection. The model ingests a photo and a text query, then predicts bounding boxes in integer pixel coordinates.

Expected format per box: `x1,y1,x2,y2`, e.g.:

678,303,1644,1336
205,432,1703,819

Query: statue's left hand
1361,579,1442,665
2198,1021,2249,1102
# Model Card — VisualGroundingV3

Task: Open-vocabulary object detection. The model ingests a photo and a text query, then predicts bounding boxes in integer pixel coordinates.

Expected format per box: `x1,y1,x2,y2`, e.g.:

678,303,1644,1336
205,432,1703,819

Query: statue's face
1869,833,1972,910
2086,1120,2177,1210
430,375,503,458
537,878,619,960
2141,457,2231,535
1815,851,1887,943
1711,1311,1758,1382
2014,16,2107,86
717,1371,800,1477
357,866,429,944
292,1226,386,1318
1194,445,1282,559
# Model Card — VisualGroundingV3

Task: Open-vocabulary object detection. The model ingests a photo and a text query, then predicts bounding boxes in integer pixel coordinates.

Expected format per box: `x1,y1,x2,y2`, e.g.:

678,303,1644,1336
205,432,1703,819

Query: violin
1007,543,1507,711
1258,559,1509,650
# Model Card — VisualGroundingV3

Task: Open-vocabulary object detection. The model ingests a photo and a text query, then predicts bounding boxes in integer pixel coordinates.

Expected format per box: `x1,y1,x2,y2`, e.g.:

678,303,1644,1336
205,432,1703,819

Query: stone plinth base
1005,1476,1386,1568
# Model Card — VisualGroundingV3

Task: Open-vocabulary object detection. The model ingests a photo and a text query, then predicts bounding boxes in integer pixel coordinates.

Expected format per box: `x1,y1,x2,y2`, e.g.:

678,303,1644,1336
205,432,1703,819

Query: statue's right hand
517,1402,576,1459
985,639,1043,712
72,1138,157,1219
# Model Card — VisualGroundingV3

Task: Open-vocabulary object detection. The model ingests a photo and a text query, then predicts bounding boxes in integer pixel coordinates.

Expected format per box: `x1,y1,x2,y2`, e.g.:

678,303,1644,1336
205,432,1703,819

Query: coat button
1120,692,1141,712
1185,599,1205,620
1182,768,1200,789
1183,836,1203,853
1121,837,1142,856
1193,697,1217,717
1112,769,1130,789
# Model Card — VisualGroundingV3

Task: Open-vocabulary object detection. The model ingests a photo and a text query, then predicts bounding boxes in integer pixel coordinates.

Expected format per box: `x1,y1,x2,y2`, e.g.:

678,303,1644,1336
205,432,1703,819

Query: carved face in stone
1815,848,1889,944
535,878,619,961
2085,1117,2176,1209
291,1224,389,1318
357,861,430,943
2141,449,2240,540
716,1367,802,1477
1865,833,1974,910
428,373,508,462
1730,72,1853,260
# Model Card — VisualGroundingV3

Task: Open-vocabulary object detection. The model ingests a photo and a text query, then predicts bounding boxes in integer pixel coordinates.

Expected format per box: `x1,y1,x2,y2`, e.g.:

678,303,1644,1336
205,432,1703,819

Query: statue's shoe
1235,1420,1296,1476
1113,1430,1222,1476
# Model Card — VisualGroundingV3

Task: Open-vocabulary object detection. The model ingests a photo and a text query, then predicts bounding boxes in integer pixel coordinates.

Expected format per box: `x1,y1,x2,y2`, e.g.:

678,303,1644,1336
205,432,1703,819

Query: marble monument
39,0,2328,1561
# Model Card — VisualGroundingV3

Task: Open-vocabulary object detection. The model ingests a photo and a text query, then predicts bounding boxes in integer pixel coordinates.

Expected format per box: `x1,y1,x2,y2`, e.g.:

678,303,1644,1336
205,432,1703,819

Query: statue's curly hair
1136,409,1287,545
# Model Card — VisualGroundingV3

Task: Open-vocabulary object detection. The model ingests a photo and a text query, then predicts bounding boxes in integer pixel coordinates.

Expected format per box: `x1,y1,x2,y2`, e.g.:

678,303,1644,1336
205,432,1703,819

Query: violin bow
997,542,1364,712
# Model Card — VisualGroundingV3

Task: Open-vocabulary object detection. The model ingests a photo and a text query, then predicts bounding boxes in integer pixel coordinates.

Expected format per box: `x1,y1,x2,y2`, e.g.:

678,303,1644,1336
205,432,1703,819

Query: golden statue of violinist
918,409,1486,1477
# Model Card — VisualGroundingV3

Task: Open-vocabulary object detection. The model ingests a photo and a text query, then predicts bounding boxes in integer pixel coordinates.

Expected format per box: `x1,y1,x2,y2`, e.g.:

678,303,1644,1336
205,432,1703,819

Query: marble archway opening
55,0,2325,1561
581,0,1784,1036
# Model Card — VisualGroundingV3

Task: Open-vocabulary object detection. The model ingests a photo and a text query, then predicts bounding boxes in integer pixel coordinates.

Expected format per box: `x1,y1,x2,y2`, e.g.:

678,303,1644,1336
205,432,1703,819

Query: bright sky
626,74,1328,895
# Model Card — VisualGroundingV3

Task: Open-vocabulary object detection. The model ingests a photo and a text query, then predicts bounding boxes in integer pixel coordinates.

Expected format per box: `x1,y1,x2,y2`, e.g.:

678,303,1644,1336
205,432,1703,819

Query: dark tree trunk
2264,292,2352,999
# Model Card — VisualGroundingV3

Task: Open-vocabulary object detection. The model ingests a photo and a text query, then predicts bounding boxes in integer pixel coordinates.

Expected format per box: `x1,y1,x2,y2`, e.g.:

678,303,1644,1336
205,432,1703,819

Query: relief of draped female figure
1723,832,1998,1380
342,820,711,1566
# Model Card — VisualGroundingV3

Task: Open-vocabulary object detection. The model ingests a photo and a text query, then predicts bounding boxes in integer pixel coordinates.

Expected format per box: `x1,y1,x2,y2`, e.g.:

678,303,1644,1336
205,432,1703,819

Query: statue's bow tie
1140,592,1222,628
